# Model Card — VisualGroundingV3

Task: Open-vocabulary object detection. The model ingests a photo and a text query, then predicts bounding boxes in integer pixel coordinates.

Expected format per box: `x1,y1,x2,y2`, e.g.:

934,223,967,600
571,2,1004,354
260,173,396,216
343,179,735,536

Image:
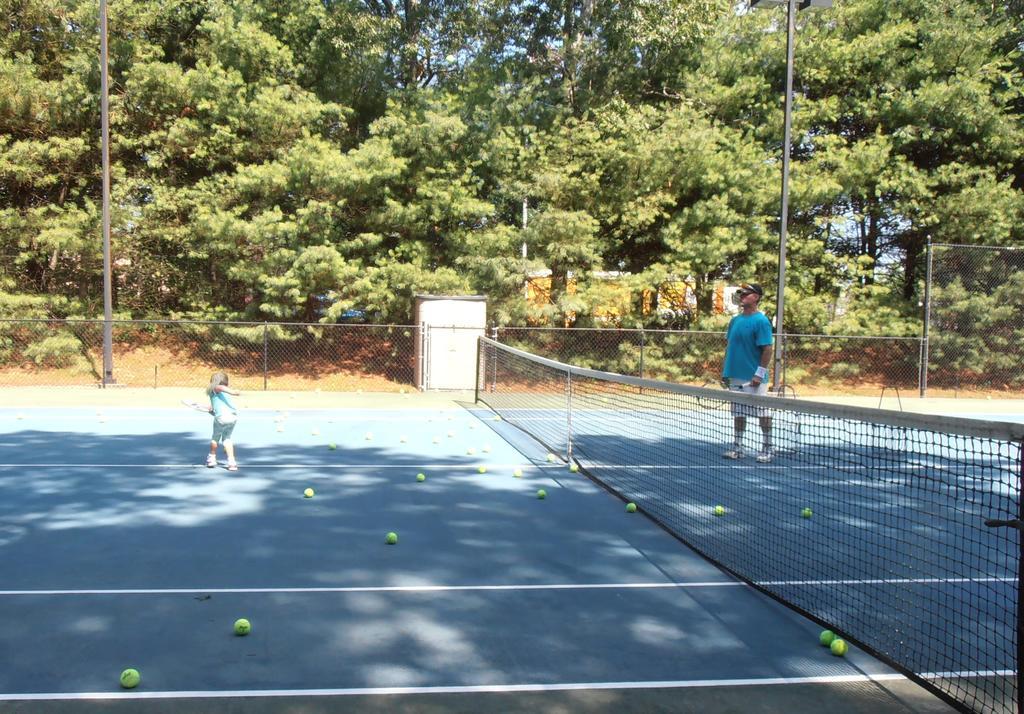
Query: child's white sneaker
227,460,238,472
205,454,217,468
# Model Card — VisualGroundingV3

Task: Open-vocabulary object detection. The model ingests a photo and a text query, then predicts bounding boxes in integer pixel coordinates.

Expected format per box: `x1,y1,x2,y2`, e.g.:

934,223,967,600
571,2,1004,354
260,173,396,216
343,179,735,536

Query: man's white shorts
728,378,770,418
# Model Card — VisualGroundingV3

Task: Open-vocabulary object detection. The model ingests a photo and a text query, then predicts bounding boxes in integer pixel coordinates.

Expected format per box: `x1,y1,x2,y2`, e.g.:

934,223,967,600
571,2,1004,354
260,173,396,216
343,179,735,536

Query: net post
474,337,481,404
566,369,573,461
1018,438,1024,714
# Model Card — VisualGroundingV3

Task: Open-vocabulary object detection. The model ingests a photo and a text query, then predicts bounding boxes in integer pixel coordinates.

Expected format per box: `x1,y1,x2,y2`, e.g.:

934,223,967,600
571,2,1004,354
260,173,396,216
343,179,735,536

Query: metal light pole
750,0,830,390
99,0,115,385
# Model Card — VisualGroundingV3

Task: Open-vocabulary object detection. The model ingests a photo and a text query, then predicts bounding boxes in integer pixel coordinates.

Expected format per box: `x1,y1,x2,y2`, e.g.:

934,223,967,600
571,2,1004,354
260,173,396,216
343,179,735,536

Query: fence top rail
0,319,420,329
931,243,1024,252
494,326,921,341
479,337,1024,441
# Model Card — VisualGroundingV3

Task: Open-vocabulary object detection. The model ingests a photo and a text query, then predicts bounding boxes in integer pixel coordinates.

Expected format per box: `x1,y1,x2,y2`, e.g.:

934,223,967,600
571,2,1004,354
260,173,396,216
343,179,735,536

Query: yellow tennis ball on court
328,442,337,450
478,466,487,474
493,415,501,421
513,468,523,478
119,668,140,689
537,489,547,499
830,638,848,656
626,502,637,513
713,505,726,516
385,532,398,545
801,507,813,518
234,618,251,636
546,453,555,463
569,463,579,472
819,629,835,647
416,473,426,482
303,488,314,498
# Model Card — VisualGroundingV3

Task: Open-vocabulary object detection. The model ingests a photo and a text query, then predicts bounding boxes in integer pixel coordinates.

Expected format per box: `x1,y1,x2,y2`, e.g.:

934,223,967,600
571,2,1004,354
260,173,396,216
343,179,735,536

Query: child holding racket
205,371,240,471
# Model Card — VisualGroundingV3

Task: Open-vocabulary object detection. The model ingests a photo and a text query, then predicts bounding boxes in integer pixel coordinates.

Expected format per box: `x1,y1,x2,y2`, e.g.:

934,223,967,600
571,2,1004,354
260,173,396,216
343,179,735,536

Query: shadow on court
0,411,959,714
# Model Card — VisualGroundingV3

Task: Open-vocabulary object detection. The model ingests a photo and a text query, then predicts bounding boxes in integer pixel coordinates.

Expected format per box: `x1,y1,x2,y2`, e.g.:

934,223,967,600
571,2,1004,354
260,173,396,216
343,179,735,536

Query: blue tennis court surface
0,406,959,712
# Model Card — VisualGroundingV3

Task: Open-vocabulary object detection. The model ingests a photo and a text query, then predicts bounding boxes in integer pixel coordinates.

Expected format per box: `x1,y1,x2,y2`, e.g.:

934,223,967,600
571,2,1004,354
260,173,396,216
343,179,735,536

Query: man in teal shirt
721,283,774,462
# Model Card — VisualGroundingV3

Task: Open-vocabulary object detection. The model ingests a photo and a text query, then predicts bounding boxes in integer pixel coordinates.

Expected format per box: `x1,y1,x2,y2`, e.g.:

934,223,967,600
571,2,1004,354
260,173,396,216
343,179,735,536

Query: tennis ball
328,443,337,450
493,415,501,421
416,473,426,482
478,466,487,474
385,532,398,545
819,629,835,647
234,618,251,636
830,638,848,657
569,463,579,472
466,447,476,455
365,432,373,440
546,453,555,463
513,468,523,478
119,668,140,689
801,507,813,519
713,505,726,517
537,489,547,499
626,502,637,513
303,487,314,498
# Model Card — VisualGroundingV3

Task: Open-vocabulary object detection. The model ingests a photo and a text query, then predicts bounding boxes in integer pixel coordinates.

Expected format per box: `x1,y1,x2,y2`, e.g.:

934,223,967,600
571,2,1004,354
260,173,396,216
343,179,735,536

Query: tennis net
476,336,1023,714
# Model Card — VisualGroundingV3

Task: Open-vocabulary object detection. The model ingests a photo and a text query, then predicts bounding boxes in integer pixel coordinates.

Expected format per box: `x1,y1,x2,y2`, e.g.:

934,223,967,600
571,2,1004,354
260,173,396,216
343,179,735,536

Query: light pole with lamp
749,0,830,391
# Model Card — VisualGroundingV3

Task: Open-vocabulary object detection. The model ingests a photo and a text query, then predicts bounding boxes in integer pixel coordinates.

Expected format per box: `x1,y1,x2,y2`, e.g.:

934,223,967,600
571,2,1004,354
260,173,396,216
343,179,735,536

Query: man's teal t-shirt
722,312,774,380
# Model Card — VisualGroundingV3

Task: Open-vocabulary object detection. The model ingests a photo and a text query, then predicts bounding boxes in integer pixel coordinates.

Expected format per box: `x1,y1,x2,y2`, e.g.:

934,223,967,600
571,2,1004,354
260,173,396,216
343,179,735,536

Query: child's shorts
212,414,237,442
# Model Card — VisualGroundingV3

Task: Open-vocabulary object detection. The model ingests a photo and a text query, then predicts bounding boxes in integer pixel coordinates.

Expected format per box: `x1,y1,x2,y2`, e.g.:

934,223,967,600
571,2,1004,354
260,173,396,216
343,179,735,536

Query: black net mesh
477,337,1022,714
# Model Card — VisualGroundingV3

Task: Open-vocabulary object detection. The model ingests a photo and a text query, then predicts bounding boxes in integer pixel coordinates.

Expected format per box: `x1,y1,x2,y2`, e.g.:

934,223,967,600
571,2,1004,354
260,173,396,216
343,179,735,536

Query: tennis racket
181,399,212,414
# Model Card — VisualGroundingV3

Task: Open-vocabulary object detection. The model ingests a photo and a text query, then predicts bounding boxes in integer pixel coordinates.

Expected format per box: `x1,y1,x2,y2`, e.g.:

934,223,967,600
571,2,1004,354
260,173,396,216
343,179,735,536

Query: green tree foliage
0,0,1021,337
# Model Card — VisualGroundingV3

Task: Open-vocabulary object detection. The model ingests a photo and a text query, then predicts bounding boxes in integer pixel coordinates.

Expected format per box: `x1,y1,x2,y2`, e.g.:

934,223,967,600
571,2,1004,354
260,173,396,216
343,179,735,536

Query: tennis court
0,387,968,713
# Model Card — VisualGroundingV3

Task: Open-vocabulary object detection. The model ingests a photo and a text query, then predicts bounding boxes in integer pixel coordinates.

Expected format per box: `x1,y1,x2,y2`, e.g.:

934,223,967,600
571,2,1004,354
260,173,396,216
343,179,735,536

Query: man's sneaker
227,461,238,472
756,449,773,463
722,447,744,459
205,455,217,468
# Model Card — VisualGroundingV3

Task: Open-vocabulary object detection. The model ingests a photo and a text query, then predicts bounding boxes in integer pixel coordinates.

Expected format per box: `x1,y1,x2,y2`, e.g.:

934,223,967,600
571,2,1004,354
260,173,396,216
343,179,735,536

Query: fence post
262,322,268,391
920,240,932,397
639,329,646,379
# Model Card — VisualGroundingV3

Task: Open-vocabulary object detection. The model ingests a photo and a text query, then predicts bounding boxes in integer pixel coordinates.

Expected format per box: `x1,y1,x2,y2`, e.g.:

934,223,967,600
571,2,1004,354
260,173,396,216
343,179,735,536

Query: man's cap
738,282,764,297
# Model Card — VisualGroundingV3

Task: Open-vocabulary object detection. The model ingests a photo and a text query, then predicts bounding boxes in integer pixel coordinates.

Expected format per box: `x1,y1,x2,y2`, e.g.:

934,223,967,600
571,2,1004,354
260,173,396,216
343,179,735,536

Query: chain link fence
0,318,951,396
924,243,1024,395
493,327,924,396
0,320,417,391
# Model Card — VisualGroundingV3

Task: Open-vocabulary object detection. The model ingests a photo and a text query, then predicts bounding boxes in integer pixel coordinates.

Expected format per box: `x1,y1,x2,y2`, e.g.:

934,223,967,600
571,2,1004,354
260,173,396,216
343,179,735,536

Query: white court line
0,582,741,596
0,463,560,470
0,671,1012,701
1,575,1010,597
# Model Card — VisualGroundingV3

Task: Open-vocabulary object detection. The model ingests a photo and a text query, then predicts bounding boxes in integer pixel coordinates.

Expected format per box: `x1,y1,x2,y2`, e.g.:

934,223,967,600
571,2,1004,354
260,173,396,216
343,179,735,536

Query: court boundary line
0,463,558,470
5,671,1009,701
0,575,1011,596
